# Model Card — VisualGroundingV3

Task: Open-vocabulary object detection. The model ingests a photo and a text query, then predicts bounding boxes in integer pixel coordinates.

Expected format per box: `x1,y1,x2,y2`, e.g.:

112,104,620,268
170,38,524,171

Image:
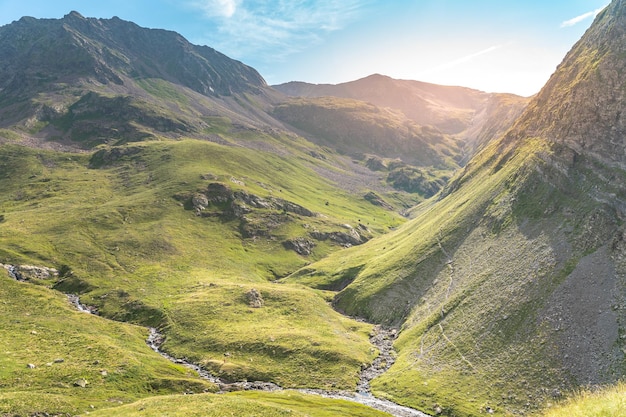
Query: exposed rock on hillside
2,263,58,281
245,288,264,308
509,2,626,169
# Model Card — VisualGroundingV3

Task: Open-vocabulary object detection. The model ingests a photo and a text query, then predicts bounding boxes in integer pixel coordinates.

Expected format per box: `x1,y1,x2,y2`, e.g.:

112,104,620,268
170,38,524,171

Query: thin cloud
421,45,502,76
189,0,367,60
191,0,240,18
560,5,607,28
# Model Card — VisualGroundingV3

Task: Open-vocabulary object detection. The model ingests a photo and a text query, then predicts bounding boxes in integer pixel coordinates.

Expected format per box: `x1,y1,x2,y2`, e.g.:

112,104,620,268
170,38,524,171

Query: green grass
538,382,626,417
87,390,393,417
0,138,403,409
0,274,215,416
162,282,374,389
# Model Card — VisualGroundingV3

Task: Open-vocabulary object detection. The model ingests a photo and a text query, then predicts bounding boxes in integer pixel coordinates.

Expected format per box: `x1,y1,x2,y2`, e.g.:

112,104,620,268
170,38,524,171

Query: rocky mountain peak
508,0,626,168
0,12,266,98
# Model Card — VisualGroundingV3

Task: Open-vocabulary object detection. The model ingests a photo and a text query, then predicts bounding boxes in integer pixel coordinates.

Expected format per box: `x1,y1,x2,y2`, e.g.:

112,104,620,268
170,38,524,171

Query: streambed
4,265,429,417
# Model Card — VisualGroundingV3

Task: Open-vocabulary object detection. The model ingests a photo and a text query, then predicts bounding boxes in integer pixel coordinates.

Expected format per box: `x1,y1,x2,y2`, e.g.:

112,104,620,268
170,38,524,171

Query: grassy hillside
88,391,394,417
0,273,215,416
286,131,626,416
0,135,410,414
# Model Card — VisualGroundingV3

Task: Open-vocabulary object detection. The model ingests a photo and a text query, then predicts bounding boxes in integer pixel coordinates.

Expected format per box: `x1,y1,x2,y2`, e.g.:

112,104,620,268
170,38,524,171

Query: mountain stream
5,266,429,417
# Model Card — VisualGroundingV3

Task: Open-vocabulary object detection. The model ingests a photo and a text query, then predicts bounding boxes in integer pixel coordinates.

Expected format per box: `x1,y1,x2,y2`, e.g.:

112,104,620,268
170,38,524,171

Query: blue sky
0,0,610,96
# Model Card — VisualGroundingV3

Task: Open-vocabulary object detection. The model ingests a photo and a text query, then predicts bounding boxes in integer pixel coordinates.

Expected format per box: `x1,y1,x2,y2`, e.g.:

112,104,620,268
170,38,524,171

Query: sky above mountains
0,0,610,96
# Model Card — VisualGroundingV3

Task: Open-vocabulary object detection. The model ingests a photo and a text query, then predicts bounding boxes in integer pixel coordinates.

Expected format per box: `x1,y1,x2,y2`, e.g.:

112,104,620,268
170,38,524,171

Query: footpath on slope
4,264,430,417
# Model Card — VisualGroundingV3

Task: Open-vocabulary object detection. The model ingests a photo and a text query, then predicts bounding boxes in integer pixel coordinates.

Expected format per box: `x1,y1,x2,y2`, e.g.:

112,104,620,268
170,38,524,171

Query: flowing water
5,266,430,417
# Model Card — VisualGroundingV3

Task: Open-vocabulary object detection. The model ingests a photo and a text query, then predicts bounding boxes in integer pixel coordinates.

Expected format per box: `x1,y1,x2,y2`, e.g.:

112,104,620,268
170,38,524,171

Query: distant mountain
0,11,265,97
288,1,626,415
273,74,529,138
272,75,528,197
0,11,278,147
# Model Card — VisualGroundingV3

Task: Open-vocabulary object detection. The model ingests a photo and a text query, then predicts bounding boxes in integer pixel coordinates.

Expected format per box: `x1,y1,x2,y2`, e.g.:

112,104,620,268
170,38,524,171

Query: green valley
1,4,626,417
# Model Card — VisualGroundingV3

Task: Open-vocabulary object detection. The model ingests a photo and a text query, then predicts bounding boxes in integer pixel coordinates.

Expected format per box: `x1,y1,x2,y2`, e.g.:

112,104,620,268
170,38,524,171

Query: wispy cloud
191,0,240,18
420,45,502,76
560,5,608,28
189,0,367,60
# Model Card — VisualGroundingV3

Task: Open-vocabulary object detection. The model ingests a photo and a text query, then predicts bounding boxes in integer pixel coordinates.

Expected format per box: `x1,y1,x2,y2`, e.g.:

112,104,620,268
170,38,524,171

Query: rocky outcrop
193,182,315,218
283,238,316,256
2,263,58,281
310,224,371,248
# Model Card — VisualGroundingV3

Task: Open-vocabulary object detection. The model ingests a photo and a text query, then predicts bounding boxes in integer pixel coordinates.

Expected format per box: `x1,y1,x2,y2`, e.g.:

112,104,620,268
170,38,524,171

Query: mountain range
0,4,624,417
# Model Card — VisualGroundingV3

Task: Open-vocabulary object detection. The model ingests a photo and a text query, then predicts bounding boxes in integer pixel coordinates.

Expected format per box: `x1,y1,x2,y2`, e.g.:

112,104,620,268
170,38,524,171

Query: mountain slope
0,12,417,416
287,2,626,416
0,11,282,148
273,74,529,138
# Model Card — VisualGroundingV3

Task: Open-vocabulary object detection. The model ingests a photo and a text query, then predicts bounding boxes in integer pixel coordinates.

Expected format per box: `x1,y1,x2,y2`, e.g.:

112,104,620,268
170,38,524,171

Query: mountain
0,5,623,417
287,1,626,415
0,11,265,98
272,75,528,198
273,74,529,141
0,11,280,148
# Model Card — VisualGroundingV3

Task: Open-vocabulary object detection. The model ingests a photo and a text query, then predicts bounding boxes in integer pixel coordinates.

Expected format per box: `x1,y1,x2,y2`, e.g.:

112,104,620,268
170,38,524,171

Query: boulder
246,288,264,308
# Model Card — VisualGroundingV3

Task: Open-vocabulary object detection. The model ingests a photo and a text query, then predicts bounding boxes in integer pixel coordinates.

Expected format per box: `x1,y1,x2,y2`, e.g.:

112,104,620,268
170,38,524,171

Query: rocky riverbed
147,325,429,417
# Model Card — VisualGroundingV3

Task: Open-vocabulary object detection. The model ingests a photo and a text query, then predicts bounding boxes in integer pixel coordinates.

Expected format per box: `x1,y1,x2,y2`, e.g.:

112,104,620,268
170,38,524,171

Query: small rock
100,370,108,376
74,378,89,388
54,358,65,363
192,193,209,211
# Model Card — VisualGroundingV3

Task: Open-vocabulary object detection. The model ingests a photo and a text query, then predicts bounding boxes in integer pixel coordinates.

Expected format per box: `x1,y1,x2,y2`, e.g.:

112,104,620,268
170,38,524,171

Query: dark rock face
283,238,316,256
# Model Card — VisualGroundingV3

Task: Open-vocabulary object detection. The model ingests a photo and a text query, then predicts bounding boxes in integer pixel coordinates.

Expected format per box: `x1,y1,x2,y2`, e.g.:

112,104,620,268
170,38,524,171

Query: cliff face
510,1,626,168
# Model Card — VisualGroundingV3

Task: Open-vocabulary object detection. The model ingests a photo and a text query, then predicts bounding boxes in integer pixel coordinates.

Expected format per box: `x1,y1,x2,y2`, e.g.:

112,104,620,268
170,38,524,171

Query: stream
146,326,430,417
5,265,430,417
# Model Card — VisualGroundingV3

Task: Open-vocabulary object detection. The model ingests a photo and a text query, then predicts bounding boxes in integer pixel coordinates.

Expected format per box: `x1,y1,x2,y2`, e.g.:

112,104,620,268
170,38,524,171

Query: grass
538,382,626,417
87,390,394,417
0,274,215,416
0,137,403,413
162,282,374,389
286,133,623,416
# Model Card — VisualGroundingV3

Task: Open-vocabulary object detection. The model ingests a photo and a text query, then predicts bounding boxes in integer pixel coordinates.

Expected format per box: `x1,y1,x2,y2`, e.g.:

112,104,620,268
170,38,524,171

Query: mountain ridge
273,73,529,137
